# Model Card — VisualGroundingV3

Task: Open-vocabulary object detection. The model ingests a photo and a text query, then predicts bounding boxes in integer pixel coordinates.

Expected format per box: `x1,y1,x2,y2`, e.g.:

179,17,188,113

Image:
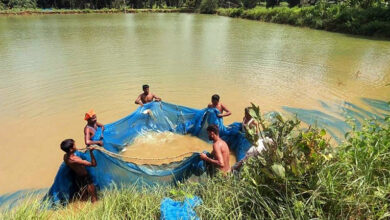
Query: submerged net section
283,98,390,143
44,102,252,206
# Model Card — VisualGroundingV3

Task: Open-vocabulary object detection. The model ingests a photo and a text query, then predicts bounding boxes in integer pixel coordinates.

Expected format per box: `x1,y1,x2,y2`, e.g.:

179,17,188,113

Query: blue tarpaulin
160,196,202,220
44,101,252,206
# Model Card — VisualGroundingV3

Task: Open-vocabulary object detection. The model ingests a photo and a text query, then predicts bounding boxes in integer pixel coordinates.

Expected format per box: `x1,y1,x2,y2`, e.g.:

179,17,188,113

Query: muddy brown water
0,13,389,194
120,132,237,166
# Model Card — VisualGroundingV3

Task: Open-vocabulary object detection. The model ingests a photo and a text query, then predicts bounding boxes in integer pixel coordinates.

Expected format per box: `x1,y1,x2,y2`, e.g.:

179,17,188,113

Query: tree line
0,0,385,10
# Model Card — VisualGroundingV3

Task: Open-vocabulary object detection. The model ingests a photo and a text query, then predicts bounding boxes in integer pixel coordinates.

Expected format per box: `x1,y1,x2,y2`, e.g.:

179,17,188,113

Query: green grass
217,5,390,38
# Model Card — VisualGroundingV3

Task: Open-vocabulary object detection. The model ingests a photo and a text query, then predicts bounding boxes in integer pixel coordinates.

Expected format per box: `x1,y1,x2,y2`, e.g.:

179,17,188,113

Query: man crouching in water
200,125,231,173
61,139,98,203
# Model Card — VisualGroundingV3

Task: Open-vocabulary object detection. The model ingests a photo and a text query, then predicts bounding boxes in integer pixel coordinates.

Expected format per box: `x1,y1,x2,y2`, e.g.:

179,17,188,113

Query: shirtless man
200,125,231,173
84,109,104,146
61,139,98,203
135,84,162,107
207,94,231,118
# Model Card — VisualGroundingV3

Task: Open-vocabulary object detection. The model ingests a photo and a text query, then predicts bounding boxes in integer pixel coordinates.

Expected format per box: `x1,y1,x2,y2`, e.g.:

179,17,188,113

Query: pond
0,13,389,194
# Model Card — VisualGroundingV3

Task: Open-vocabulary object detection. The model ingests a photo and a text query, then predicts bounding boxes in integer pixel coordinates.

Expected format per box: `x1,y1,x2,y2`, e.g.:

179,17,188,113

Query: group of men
60,84,233,203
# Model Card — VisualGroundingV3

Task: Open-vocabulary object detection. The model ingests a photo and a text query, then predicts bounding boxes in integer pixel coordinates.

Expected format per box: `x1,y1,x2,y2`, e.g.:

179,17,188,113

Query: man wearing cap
84,109,104,146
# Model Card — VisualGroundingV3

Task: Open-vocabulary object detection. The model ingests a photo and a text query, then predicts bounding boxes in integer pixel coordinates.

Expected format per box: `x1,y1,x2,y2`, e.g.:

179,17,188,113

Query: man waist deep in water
135,84,162,107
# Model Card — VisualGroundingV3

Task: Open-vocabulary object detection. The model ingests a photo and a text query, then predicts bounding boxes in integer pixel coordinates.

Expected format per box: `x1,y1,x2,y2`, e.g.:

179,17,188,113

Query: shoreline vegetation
0,8,194,15
217,5,390,38
1,3,389,38
1,104,389,219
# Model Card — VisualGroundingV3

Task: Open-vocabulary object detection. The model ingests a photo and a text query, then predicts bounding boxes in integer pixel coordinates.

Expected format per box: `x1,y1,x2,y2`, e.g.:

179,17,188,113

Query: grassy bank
217,5,390,38
1,105,389,219
0,8,193,15
1,5,389,38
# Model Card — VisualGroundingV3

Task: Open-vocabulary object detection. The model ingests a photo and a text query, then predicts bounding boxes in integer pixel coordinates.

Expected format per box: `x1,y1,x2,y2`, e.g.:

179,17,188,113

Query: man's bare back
208,102,222,112
211,139,231,172
200,125,231,173
64,154,90,176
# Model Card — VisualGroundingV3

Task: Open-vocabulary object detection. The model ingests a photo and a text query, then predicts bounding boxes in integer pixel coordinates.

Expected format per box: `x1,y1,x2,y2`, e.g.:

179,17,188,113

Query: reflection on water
0,13,389,194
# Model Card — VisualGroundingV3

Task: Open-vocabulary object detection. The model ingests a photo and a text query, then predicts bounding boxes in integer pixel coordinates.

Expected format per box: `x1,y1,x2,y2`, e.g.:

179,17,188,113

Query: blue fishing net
2,98,387,208
160,196,202,220
44,102,252,206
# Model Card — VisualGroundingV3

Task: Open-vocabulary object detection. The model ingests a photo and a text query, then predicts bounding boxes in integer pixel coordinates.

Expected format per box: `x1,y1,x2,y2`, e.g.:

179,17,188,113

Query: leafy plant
239,103,332,218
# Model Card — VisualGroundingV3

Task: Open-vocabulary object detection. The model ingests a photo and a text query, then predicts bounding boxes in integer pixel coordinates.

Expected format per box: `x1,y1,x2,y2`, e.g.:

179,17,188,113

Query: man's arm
96,122,105,138
153,94,161,102
84,127,103,146
96,122,104,130
89,147,97,167
135,94,144,106
200,145,224,168
218,104,232,118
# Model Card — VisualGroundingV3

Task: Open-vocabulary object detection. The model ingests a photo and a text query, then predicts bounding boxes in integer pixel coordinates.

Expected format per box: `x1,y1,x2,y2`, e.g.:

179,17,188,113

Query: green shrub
217,5,390,37
0,1,6,9
7,0,36,8
360,20,390,36
216,7,243,17
199,0,218,13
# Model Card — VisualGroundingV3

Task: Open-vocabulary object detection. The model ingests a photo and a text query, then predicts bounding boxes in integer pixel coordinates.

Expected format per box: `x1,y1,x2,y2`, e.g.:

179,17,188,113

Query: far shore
0,8,195,16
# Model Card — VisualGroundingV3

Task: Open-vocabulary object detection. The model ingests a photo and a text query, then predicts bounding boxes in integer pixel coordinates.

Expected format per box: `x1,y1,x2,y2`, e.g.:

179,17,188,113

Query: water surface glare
0,13,390,194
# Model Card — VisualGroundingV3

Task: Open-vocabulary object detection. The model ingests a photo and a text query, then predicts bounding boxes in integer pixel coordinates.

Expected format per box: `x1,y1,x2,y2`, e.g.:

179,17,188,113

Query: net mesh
44,101,252,206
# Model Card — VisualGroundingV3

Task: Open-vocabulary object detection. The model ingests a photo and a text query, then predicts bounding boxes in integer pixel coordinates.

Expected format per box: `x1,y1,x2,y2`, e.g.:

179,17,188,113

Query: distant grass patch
217,5,390,37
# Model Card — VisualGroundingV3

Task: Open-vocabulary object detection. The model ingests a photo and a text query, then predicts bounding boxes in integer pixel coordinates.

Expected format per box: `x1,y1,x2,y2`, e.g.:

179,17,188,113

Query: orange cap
84,109,96,121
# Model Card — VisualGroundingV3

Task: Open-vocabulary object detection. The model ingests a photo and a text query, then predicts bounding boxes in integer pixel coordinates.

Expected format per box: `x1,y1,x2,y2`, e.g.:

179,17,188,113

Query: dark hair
143,84,149,90
207,124,219,135
211,94,220,101
61,139,75,153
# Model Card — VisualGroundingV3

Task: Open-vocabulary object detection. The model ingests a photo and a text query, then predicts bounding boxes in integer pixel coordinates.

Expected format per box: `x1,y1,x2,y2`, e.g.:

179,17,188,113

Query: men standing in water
135,84,162,107
200,125,231,173
207,94,231,118
84,109,104,146
61,139,98,203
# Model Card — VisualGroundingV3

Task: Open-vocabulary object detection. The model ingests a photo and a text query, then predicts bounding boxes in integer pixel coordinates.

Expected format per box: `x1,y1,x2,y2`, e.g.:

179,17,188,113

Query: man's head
211,94,220,106
61,139,76,153
143,84,149,94
207,124,219,141
85,109,97,123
